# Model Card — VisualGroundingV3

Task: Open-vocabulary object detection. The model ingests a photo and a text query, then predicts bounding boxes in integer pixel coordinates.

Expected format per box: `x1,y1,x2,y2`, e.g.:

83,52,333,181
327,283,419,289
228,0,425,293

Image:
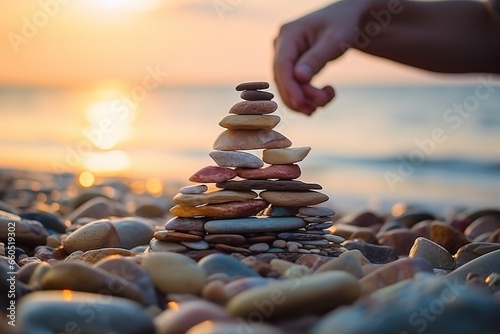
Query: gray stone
205,217,306,234
409,237,455,270
198,253,259,278
209,150,264,168
180,184,208,194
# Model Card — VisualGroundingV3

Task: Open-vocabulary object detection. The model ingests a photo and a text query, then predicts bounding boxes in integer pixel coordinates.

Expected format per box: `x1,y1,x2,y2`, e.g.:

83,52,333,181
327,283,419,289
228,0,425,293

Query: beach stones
156,81,335,256
409,237,455,270
226,271,360,319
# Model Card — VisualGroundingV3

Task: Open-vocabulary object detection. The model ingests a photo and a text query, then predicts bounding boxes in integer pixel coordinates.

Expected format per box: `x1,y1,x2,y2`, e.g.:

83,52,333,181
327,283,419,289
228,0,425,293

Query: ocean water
1,82,499,216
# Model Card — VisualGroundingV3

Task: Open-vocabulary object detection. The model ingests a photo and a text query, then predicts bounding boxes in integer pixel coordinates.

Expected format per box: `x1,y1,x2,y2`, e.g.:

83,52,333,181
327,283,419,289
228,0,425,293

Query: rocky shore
1,82,500,334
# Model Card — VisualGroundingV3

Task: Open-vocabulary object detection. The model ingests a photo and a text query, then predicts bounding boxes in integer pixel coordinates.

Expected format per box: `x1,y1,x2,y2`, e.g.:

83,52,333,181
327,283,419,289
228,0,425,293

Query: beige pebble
262,147,311,164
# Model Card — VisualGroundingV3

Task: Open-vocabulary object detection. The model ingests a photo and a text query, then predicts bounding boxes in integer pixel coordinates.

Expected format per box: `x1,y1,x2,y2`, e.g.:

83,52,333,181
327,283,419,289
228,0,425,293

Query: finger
294,31,345,83
302,84,336,108
273,25,308,111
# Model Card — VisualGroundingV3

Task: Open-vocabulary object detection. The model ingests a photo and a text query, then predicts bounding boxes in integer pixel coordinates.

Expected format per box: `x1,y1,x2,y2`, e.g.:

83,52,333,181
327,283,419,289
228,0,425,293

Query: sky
0,0,466,88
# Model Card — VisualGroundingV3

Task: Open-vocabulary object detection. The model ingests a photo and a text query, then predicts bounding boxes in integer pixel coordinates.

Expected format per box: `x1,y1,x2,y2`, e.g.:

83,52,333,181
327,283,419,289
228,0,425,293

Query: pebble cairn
151,81,345,257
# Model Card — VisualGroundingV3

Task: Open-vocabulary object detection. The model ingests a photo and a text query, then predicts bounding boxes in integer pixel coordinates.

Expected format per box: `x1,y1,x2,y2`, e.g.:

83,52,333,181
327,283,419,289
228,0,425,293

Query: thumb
294,32,347,83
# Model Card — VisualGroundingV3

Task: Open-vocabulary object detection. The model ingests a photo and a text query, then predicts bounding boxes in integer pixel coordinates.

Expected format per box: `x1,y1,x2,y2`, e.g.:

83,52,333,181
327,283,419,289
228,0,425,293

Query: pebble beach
1,82,500,334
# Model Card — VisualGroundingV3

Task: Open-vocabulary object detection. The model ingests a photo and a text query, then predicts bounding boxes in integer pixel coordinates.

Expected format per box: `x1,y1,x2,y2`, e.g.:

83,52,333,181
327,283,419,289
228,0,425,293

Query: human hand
274,0,365,115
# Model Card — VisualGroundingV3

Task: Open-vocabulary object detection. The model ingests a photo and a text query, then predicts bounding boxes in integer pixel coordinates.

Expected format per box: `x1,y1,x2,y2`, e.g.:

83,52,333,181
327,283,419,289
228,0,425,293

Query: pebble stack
150,81,344,258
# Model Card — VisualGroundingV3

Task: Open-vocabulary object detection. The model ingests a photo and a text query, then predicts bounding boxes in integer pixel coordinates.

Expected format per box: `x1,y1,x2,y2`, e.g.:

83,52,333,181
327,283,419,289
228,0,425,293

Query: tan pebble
272,240,287,248
219,115,281,130
260,191,329,207
201,280,228,305
141,252,206,295
46,235,61,248
270,258,295,275
213,129,292,151
262,147,311,164
227,271,361,319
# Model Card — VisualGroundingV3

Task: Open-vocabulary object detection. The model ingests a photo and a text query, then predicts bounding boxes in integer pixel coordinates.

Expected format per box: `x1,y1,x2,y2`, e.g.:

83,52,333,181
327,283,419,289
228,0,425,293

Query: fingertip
294,64,313,83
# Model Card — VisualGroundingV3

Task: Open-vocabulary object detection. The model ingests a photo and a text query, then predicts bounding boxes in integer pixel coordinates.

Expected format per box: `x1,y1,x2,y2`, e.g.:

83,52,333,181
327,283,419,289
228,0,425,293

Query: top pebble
235,81,270,91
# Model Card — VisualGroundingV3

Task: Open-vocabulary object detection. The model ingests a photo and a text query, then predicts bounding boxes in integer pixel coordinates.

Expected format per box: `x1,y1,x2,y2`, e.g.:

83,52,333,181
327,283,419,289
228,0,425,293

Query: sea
1,82,499,217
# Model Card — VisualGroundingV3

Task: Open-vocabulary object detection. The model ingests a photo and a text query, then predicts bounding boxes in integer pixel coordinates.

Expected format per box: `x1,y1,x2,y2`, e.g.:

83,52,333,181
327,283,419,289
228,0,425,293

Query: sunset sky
0,0,464,88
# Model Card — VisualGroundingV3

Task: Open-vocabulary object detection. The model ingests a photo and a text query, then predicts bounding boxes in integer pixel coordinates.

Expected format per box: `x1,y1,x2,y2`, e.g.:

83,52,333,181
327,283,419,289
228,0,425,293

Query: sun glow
89,0,162,13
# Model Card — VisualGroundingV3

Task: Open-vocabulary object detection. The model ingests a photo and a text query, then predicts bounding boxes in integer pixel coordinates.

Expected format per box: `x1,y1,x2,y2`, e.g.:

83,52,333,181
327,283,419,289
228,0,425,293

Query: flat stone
66,196,127,222
409,237,455,270
169,200,269,219
229,100,278,115
260,191,329,206
155,300,229,334
262,147,311,164
149,239,187,253
303,216,332,223
181,240,210,250
111,217,155,249
213,129,291,151
219,115,281,130
248,243,270,252
180,184,208,194
235,81,270,91
205,217,306,234
141,252,206,295
198,253,259,278
209,150,264,168
41,261,145,304
165,217,207,232
18,291,155,334
261,205,300,217
240,90,274,101
322,234,345,243
63,219,121,253
299,206,336,217
215,244,252,255
306,222,334,231
20,211,67,234
154,231,202,242
217,180,322,191
173,190,257,206
204,234,246,246
236,164,301,180
449,248,500,282
227,271,360,319
277,232,324,241
245,235,277,244
189,166,237,183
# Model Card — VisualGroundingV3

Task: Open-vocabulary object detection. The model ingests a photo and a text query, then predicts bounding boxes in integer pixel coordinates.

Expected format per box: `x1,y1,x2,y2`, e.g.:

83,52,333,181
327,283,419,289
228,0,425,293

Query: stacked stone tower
150,81,343,257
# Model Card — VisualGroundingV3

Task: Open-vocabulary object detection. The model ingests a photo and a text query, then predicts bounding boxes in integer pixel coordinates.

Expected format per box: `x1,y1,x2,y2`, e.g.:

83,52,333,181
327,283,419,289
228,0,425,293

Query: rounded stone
240,90,274,101
189,166,237,183
180,184,209,194
447,249,500,283
18,291,155,334
181,240,210,250
260,191,329,207
78,248,135,264
227,271,360,319
430,221,470,254
154,231,202,242
262,147,311,164
408,237,455,270
217,180,321,192
213,129,292,151
299,206,336,217
248,243,270,252
111,217,155,249
219,115,281,130
198,253,260,278
209,150,264,168
63,219,121,253
315,252,364,278
235,81,270,91
204,234,246,246
141,252,207,295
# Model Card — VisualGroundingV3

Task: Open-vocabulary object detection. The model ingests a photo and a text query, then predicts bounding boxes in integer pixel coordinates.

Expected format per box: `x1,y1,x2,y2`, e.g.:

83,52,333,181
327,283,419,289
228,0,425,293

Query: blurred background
1,0,499,216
